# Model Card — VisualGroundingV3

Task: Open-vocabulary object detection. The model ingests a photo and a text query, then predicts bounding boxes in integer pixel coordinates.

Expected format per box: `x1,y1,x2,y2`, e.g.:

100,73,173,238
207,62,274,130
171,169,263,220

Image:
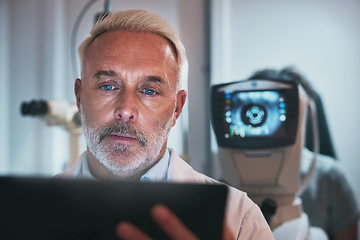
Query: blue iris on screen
225,91,285,138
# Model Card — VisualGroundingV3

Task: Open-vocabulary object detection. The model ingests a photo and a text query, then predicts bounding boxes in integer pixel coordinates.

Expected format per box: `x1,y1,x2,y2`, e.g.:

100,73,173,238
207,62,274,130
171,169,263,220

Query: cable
70,0,97,79
94,0,112,25
104,0,111,13
297,97,319,196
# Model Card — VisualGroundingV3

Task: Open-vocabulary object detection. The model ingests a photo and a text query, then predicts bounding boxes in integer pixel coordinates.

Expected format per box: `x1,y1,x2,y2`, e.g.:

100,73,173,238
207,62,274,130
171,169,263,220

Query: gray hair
78,9,187,88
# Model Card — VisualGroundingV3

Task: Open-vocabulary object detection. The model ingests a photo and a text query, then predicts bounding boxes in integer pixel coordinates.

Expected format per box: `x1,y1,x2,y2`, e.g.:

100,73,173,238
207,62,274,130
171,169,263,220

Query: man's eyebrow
144,76,164,84
94,70,118,79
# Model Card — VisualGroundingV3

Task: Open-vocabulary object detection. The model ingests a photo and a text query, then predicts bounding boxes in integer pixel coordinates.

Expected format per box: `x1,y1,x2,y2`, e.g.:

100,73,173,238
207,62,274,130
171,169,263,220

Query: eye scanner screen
223,90,288,139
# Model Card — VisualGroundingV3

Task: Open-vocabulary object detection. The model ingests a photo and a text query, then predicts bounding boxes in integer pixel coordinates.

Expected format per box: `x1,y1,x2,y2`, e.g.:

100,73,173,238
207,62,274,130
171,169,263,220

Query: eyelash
100,84,116,91
99,84,158,96
142,88,157,96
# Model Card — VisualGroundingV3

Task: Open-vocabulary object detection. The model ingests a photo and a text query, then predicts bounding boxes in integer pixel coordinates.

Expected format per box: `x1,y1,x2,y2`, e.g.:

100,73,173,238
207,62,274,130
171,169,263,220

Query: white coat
57,149,274,240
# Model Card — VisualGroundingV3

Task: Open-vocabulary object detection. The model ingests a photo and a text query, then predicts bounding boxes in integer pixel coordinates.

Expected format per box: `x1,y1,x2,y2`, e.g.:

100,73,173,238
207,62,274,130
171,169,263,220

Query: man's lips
103,133,137,142
110,132,136,139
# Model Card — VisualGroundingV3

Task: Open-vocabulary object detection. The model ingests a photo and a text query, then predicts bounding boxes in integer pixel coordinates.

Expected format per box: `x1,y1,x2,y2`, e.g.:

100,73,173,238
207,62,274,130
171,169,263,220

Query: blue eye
101,84,115,91
143,88,156,95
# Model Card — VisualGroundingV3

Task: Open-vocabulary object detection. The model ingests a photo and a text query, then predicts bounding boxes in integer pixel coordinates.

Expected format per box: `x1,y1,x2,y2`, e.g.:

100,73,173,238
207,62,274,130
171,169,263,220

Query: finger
115,221,153,240
151,204,199,240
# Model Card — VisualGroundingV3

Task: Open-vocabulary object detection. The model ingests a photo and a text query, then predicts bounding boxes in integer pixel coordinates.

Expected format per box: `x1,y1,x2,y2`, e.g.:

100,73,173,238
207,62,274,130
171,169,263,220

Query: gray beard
80,106,174,178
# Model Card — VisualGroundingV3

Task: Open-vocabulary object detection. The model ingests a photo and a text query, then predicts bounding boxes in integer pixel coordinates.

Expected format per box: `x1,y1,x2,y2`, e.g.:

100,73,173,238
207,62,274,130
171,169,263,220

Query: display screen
223,90,288,139
211,80,299,149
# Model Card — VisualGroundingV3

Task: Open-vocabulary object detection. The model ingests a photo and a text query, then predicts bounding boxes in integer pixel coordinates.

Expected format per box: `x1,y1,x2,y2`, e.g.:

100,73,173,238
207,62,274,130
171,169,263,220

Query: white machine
21,99,82,166
211,79,327,240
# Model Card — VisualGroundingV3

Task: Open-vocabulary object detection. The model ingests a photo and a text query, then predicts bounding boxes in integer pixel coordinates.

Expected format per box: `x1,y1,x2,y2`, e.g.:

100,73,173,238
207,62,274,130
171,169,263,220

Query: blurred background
1,0,359,237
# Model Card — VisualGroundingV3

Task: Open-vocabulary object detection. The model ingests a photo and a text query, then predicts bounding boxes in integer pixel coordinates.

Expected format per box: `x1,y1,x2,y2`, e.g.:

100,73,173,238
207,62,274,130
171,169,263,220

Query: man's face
75,31,186,179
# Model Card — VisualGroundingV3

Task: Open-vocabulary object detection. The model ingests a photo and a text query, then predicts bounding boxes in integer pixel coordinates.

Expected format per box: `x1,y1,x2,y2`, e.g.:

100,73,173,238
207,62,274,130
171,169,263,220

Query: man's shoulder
168,149,256,209
54,152,86,178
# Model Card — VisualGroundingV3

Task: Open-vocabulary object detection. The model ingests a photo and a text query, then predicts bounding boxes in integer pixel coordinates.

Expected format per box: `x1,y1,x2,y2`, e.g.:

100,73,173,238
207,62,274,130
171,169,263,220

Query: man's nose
114,92,138,122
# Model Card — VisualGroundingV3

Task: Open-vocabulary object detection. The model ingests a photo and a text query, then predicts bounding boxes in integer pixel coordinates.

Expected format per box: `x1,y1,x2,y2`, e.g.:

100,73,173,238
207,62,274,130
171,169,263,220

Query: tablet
0,176,228,240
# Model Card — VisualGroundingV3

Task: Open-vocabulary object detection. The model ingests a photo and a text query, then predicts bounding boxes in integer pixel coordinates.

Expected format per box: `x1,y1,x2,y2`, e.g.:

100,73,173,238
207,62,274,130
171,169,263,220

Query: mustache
99,122,148,148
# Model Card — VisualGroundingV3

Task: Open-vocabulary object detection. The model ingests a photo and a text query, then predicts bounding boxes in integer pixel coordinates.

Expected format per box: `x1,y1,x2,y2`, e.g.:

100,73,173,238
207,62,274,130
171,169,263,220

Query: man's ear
172,89,187,126
74,78,82,112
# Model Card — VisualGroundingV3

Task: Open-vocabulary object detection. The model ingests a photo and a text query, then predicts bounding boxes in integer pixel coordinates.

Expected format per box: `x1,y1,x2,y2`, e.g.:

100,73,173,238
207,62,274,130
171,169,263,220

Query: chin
101,156,148,176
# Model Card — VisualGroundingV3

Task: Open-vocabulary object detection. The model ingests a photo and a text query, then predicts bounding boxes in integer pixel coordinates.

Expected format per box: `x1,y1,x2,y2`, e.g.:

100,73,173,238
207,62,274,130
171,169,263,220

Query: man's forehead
85,31,177,60
81,31,179,87
82,31,178,76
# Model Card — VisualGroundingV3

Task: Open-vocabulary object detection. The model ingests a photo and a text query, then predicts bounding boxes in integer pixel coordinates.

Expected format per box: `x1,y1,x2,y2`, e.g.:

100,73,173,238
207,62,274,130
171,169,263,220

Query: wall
0,0,9,174
1,0,70,175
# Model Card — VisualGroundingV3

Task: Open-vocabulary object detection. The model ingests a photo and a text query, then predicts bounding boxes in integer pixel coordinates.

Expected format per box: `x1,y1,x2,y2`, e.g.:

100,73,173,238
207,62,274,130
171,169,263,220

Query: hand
115,204,235,240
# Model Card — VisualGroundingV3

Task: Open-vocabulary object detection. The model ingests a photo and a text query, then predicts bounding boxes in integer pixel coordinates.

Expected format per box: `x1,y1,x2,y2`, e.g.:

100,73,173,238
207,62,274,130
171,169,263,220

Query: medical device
21,100,82,166
211,79,326,239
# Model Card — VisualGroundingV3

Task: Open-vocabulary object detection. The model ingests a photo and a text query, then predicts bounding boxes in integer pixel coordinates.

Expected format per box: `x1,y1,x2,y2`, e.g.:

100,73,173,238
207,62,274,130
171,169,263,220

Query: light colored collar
140,149,170,182
79,149,171,182
79,152,95,180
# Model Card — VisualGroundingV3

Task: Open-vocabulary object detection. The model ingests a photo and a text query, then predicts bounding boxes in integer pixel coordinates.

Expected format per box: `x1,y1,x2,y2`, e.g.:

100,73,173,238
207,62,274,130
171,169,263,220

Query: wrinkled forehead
86,31,176,58
82,31,180,86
